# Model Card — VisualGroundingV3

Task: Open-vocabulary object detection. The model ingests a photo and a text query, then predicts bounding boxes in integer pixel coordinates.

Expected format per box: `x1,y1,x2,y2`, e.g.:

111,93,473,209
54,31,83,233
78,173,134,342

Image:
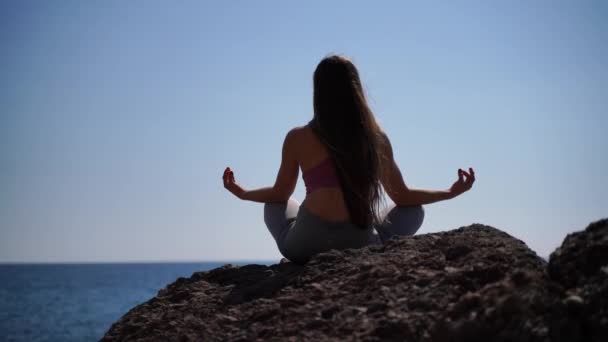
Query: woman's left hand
223,167,245,199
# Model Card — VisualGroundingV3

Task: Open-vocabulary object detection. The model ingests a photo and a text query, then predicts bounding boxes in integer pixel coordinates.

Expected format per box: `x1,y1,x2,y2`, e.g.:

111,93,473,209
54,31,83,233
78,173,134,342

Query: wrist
232,185,247,200
446,189,458,199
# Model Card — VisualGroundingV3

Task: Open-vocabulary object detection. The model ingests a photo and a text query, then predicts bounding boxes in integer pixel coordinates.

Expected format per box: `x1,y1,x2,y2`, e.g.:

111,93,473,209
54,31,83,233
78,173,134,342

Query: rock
549,218,608,341
102,220,608,342
549,218,608,288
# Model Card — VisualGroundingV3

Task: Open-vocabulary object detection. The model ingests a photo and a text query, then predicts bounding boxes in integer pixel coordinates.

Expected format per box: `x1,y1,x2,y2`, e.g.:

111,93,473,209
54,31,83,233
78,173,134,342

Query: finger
462,171,471,183
469,167,476,182
458,169,464,182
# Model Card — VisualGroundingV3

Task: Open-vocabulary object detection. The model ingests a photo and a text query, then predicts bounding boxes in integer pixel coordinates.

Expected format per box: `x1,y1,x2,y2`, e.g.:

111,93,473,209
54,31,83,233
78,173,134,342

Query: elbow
273,187,292,203
394,198,417,207
275,194,291,203
391,189,417,206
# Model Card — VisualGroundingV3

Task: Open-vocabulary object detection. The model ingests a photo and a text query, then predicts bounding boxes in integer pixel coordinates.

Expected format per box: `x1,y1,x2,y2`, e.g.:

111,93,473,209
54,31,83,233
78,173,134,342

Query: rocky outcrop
102,219,608,342
548,218,608,340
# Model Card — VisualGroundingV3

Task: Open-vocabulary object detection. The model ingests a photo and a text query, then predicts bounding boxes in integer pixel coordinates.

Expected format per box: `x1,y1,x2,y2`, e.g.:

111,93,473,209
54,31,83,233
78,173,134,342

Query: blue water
0,262,271,342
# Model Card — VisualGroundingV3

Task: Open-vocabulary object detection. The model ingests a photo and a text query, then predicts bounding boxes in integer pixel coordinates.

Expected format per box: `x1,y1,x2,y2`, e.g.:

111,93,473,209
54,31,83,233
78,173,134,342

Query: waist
301,191,350,221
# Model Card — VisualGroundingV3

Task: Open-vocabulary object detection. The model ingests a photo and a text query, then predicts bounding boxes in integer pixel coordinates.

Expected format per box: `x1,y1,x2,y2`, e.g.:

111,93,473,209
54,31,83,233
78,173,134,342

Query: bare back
295,126,351,222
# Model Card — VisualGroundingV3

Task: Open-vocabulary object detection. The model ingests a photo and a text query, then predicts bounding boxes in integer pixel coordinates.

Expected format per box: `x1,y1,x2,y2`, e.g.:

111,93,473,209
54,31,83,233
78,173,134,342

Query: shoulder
377,129,390,148
285,125,309,142
376,130,394,157
281,125,308,155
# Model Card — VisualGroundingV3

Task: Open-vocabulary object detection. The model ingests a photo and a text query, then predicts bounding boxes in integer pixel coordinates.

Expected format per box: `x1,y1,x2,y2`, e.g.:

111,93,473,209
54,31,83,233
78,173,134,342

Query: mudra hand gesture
450,167,475,198
222,167,245,199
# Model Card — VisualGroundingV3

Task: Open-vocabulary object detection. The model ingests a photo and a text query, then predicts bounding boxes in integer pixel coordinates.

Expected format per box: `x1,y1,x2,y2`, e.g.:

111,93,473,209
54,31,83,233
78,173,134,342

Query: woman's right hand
223,166,245,199
449,167,475,198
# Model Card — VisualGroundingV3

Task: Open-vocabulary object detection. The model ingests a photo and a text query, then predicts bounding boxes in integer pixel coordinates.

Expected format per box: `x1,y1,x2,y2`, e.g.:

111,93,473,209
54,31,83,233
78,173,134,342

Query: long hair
310,55,386,229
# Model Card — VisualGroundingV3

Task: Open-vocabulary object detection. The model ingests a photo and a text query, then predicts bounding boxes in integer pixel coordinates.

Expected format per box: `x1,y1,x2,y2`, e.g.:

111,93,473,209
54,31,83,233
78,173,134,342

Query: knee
402,204,424,220
263,203,280,226
392,204,424,215
264,200,297,225
392,205,425,227
406,204,424,217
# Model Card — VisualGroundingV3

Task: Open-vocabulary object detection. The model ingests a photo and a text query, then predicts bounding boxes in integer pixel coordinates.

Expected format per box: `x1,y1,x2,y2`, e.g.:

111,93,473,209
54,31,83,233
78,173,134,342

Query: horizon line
0,259,278,265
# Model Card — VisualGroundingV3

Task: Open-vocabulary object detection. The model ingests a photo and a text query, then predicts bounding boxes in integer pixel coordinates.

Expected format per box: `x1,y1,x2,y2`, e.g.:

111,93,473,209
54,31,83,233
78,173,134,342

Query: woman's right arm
378,133,475,206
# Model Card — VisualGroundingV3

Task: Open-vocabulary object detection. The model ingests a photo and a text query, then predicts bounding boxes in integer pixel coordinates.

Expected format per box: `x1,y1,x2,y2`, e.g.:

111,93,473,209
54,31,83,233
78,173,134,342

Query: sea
0,261,273,342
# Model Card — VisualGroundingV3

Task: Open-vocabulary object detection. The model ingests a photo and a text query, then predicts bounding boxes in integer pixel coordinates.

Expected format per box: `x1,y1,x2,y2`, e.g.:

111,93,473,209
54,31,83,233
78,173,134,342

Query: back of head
310,55,385,229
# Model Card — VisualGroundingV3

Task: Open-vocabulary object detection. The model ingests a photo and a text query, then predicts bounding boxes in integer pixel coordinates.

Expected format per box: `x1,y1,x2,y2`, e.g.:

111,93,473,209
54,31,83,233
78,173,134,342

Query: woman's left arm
223,129,300,203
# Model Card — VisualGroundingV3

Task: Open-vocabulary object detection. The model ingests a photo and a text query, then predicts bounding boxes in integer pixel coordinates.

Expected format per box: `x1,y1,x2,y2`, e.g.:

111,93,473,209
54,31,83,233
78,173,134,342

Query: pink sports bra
302,158,341,195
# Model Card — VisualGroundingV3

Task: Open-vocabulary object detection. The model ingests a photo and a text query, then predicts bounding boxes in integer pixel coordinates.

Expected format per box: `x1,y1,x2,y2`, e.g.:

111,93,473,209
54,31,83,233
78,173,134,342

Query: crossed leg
373,204,425,244
264,199,424,248
263,198,300,253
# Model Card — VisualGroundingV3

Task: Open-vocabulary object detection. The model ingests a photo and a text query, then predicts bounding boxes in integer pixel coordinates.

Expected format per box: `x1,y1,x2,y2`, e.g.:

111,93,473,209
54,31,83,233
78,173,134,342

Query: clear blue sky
1,1,606,262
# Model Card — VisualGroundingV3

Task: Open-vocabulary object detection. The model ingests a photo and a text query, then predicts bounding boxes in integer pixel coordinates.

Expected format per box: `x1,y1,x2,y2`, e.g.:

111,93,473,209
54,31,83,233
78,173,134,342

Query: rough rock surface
548,218,608,340
103,219,608,342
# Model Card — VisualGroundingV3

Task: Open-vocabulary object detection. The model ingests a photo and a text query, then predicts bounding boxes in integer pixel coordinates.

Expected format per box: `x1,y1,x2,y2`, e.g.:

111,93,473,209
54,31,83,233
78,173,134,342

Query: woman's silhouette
222,55,475,264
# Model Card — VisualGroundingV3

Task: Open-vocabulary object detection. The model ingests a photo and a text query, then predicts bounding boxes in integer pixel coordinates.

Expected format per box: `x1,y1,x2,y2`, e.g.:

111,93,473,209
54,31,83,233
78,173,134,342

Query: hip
281,205,375,263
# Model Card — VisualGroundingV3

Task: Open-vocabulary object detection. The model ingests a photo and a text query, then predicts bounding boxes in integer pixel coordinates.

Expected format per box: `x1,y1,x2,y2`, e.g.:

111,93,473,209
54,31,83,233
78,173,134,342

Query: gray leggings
264,198,424,263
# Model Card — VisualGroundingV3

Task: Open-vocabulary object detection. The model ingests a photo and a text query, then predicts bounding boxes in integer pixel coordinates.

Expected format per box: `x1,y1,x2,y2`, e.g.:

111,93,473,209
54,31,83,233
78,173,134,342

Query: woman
222,55,475,264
